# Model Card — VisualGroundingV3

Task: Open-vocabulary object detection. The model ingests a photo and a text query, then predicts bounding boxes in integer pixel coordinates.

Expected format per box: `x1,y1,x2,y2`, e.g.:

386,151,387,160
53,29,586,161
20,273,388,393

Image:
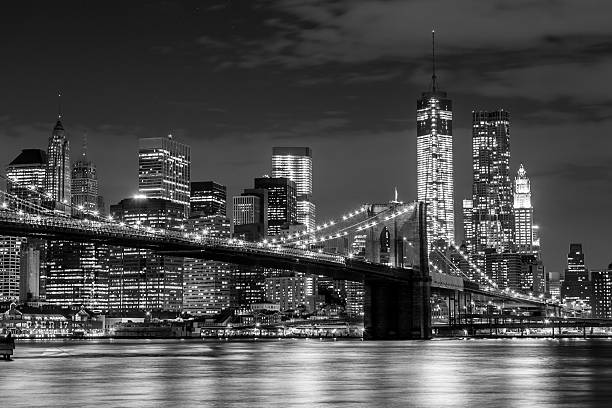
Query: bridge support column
363,278,431,340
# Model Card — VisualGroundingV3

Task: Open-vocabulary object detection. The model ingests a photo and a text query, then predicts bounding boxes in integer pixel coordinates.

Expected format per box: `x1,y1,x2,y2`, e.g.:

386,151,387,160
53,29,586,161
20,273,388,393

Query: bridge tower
362,201,431,339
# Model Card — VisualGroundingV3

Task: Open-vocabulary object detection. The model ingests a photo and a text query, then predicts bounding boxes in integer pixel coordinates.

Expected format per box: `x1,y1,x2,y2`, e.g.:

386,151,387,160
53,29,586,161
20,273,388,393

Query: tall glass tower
272,147,315,232
138,134,191,218
416,32,454,249
471,109,513,257
44,119,71,212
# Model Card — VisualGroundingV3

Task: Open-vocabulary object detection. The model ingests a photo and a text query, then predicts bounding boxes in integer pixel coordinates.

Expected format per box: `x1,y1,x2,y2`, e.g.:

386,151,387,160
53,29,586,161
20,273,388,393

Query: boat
0,336,15,360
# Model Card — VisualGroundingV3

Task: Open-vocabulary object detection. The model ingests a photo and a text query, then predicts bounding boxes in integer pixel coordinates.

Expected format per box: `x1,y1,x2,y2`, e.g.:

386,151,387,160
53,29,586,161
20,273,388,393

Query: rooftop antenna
57,91,63,120
431,30,437,92
82,132,88,158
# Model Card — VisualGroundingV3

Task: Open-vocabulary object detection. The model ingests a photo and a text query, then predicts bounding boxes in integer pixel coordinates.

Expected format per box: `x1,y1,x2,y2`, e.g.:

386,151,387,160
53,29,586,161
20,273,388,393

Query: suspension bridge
0,173,560,339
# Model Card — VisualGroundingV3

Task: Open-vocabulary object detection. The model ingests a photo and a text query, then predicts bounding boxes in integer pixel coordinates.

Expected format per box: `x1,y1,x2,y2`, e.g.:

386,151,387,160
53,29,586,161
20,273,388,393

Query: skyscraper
462,199,474,254
182,215,232,315
253,177,297,237
470,109,513,258
71,139,99,214
109,197,185,314
272,147,315,231
6,149,47,204
44,119,71,212
561,243,592,315
190,181,226,217
416,32,454,249
1,149,47,302
592,265,612,318
232,189,268,241
514,164,534,254
138,134,191,218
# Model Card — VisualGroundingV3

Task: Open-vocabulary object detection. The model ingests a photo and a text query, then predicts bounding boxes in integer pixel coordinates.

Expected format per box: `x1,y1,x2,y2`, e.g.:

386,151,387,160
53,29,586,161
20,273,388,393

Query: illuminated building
6,149,47,204
232,189,268,241
109,197,185,314
182,215,232,315
519,254,546,294
254,177,297,237
462,199,474,254
592,265,612,318
513,164,535,254
44,119,71,213
46,142,109,311
470,109,513,263
416,32,454,249
561,244,592,316
71,140,100,215
272,147,315,231
138,134,191,218
264,274,317,312
1,149,47,302
45,241,109,311
190,181,226,217
19,247,40,303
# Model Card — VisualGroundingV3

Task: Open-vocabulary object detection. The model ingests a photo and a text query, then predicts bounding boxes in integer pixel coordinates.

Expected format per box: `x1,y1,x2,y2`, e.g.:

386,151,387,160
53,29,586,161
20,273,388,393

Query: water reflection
2,339,612,407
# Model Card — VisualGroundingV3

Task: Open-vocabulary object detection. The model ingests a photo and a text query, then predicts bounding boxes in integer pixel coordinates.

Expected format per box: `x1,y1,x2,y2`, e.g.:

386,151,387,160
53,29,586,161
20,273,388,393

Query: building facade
470,110,513,260
416,85,454,250
513,164,534,254
272,147,315,231
190,181,226,217
44,119,71,212
71,144,99,215
138,135,191,217
253,177,297,237
592,266,612,318
109,198,185,315
182,215,232,316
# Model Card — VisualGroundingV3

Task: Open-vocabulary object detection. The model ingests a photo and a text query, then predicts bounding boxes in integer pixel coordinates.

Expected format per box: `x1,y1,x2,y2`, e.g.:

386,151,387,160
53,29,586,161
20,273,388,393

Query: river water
2,338,612,407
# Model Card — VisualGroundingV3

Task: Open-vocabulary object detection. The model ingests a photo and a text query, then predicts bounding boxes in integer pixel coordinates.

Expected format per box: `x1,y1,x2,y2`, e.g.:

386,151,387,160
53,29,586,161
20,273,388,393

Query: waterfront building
190,181,226,217
44,119,71,213
182,215,232,315
469,109,513,262
416,33,454,249
19,247,40,303
264,274,317,312
514,164,535,254
592,266,612,318
485,251,521,290
561,244,592,316
272,147,315,231
254,177,297,237
46,142,109,311
138,134,191,218
519,254,546,295
109,197,185,315
547,271,561,300
1,149,47,302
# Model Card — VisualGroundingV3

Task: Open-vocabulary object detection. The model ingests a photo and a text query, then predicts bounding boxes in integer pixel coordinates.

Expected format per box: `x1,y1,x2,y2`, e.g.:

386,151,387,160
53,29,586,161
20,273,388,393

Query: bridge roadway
0,210,425,283
0,209,554,339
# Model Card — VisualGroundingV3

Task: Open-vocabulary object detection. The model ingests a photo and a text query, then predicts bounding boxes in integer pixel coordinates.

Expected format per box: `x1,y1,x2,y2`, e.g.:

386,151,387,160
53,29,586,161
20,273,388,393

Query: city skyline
2,1,612,274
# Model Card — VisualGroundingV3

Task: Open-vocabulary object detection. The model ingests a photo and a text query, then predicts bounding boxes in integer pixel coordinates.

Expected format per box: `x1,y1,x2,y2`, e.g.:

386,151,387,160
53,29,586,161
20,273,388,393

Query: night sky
1,1,611,274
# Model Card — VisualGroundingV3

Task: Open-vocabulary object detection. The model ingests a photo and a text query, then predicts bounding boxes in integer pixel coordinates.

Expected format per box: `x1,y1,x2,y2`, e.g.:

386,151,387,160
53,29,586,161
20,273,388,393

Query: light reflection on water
2,338,612,407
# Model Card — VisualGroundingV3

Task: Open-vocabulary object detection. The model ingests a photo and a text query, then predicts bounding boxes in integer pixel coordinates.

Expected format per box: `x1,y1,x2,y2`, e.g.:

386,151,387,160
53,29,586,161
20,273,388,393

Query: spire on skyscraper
82,133,88,158
57,91,62,119
431,30,437,92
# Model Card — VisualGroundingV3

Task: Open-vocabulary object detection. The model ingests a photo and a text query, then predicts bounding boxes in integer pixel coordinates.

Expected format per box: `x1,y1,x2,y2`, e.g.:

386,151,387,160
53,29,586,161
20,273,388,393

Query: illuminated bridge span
0,176,558,340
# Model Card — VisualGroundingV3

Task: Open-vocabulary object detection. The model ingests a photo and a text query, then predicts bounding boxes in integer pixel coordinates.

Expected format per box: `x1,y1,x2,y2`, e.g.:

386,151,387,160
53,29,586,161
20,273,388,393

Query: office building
561,244,592,316
71,140,100,215
592,266,612,318
232,189,268,241
470,110,513,259
272,147,315,231
44,119,71,212
109,197,185,314
254,177,297,237
416,35,454,249
514,164,535,254
6,149,47,203
190,181,226,217
1,149,47,302
138,134,191,217
264,274,317,312
182,215,232,315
